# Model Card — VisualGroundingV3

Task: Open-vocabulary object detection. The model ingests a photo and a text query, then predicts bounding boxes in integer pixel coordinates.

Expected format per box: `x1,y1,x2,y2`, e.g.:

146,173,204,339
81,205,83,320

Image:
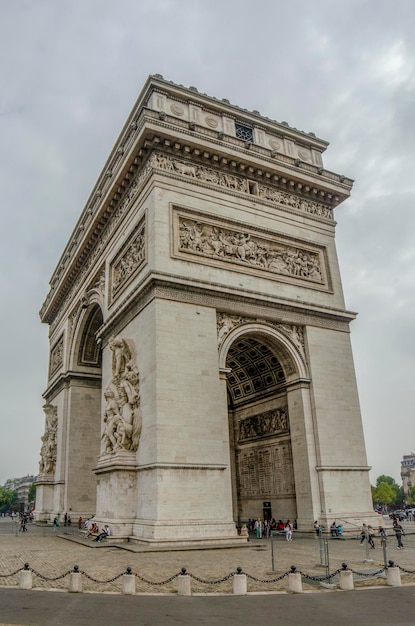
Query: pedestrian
393,519,405,549
78,516,83,530
255,518,262,539
378,526,387,548
367,525,375,548
285,519,293,541
314,520,321,536
359,523,368,545
53,516,60,533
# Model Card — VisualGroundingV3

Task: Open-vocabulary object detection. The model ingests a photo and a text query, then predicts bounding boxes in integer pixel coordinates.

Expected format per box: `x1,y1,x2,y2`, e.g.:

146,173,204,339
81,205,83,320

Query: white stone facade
35,75,375,543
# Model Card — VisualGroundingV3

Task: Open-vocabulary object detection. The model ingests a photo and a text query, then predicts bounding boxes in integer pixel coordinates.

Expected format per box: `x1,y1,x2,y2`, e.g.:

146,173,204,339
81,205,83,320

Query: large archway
64,302,103,516
219,322,311,526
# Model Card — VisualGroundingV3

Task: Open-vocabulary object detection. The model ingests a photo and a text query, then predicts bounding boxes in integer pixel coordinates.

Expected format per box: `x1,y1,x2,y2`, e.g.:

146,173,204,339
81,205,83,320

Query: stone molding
96,274,353,346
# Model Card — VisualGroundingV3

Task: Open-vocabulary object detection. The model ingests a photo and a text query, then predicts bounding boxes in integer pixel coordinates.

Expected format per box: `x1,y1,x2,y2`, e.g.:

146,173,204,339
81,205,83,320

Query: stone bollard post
288,566,302,593
177,568,191,596
386,561,401,587
19,563,32,590
339,564,354,590
69,565,82,593
233,567,247,595
123,568,136,595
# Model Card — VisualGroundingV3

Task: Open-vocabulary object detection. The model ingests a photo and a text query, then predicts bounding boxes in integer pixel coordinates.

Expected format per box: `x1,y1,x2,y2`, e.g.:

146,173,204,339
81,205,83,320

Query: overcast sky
0,0,414,488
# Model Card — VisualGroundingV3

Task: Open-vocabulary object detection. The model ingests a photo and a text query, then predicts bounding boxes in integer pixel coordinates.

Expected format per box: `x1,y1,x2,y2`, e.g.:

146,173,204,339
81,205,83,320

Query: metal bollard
339,564,354,590
69,565,82,593
233,567,247,595
123,568,136,595
177,568,191,596
19,563,32,590
288,566,302,593
386,561,401,587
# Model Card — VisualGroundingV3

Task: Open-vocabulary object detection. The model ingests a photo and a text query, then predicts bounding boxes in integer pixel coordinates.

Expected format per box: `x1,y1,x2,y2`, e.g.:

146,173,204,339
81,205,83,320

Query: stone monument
35,75,375,545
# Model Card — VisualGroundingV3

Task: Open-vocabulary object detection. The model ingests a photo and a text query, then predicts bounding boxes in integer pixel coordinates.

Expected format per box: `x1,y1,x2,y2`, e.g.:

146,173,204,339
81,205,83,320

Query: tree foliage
28,482,36,504
372,475,403,507
0,487,18,509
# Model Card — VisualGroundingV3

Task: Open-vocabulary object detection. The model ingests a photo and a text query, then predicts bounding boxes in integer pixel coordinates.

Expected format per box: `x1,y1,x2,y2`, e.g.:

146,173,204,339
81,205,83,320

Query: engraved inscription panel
237,439,295,498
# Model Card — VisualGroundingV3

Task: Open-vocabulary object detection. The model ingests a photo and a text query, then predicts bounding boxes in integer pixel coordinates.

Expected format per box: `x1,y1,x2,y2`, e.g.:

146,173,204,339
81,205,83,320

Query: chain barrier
132,571,182,586
0,561,397,589
30,568,72,582
186,570,237,585
396,565,415,574
297,568,342,582
244,571,289,583
0,568,24,578
348,567,386,577
78,570,125,584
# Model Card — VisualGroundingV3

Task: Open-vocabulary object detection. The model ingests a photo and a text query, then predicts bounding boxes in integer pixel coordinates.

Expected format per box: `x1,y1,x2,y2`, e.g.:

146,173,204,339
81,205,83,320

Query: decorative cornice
96,273,356,345
43,370,101,401
40,76,353,327
315,466,371,472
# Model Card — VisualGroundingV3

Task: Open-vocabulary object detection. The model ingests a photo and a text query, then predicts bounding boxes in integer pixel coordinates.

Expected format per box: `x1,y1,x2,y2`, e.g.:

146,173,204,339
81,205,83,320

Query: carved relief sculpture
110,220,146,301
49,336,63,378
101,336,142,454
238,407,289,442
217,313,307,369
178,217,324,285
39,404,58,475
150,152,333,220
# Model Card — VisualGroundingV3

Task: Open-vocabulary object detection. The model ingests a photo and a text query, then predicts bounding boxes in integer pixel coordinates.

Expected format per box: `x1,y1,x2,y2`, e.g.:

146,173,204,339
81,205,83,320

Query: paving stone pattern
1,518,414,594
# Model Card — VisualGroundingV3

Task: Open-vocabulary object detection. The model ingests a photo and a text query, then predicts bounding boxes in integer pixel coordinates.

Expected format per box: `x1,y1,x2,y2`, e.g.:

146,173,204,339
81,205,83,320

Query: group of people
360,520,405,550
81,517,111,542
245,518,296,541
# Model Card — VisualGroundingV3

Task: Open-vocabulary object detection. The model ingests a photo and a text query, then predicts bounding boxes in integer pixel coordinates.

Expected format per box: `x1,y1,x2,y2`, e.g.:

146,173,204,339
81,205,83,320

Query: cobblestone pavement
1,518,414,594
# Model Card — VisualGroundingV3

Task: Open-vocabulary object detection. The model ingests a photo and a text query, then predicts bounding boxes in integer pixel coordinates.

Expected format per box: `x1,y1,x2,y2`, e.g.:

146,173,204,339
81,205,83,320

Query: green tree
0,487,18,509
373,482,395,506
28,482,36,505
376,475,398,487
373,475,402,507
406,485,415,504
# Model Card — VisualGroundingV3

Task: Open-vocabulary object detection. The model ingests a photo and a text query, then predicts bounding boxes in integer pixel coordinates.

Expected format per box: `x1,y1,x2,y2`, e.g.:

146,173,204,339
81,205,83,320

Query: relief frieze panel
49,335,64,378
150,151,333,220
109,218,146,304
238,406,289,442
176,214,327,291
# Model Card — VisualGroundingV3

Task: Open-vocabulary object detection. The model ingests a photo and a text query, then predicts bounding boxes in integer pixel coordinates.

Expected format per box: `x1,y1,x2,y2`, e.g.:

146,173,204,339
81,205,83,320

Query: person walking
379,526,387,548
367,525,375,548
360,523,368,545
393,519,405,549
285,519,293,541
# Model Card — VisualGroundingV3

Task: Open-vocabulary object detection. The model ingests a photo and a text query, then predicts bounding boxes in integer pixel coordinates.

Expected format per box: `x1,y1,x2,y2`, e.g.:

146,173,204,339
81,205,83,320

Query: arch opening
226,333,297,527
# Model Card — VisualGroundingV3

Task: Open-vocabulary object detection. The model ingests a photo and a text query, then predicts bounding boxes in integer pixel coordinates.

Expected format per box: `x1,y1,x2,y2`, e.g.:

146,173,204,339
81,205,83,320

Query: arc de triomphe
35,75,375,545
